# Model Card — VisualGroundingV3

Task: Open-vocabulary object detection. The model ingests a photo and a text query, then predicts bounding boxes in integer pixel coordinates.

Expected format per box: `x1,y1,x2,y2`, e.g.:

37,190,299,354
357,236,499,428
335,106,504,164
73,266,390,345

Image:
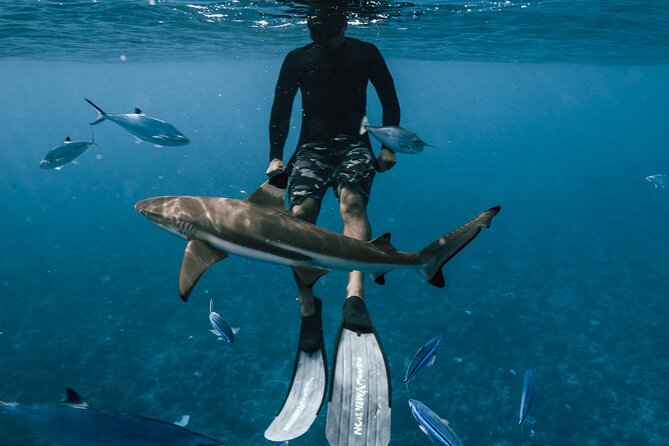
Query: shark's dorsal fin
65,136,72,142
369,233,397,252
63,388,88,407
135,108,144,115
179,240,228,302
245,176,289,212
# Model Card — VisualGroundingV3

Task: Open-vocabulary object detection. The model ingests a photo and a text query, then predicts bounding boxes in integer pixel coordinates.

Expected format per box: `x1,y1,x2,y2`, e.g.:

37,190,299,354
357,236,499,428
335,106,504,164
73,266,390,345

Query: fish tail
84,98,107,125
359,115,369,135
417,206,500,287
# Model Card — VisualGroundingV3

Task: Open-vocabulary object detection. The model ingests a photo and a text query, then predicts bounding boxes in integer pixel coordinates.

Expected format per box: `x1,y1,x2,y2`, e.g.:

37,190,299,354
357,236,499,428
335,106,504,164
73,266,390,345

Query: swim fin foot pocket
299,297,324,353
341,296,373,334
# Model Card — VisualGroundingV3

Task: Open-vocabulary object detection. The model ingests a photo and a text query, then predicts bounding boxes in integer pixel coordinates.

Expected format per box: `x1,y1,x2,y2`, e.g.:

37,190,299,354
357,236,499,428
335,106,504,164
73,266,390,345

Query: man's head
307,4,348,49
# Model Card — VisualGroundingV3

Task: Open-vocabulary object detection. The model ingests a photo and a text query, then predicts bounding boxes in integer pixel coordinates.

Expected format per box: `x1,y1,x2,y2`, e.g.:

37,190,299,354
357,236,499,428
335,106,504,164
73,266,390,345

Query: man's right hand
266,158,286,177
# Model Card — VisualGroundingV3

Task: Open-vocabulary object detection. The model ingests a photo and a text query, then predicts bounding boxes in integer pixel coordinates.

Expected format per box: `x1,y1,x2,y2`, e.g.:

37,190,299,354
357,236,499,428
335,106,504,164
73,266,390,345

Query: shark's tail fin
85,98,107,126
417,206,500,287
359,115,369,135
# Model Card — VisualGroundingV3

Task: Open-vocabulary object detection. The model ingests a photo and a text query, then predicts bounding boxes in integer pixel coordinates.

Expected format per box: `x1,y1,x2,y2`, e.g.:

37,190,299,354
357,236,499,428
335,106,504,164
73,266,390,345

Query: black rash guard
269,37,401,162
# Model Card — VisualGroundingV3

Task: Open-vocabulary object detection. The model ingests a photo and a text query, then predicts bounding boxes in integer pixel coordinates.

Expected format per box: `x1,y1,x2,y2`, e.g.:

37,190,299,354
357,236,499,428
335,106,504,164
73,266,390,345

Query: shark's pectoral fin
179,240,228,302
293,266,329,288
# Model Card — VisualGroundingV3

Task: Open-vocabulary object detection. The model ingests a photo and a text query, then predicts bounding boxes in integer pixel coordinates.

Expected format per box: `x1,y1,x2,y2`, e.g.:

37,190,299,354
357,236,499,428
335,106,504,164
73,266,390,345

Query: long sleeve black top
269,37,401,162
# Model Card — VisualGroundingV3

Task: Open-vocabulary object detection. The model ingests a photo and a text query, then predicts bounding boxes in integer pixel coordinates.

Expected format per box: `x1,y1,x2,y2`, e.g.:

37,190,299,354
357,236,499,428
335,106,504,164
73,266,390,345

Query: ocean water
1,1,669,445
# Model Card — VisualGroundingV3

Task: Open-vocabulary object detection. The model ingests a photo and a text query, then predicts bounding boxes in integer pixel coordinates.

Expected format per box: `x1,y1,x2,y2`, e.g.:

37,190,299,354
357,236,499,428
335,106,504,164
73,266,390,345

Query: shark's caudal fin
418,206,501,287
84,98,107,126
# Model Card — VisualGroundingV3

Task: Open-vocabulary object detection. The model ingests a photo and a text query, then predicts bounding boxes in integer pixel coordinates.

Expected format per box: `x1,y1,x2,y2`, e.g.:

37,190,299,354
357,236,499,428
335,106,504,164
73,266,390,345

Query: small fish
404,335,443,388
645,174,667,189
519,369,536,426
209,299,239,343
85,98,189,146
408,399,462,446
39,128,96,170
359,115,431,154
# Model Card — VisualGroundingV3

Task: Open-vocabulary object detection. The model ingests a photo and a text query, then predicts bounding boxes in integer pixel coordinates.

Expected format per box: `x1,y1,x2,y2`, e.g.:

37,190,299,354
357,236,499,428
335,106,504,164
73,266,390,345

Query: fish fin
369,232,397,252
245,177,290,212
293,266,329,288
428,355,436,367
232,327,240,334
418,206,501,288
85,98,107,125
179,240,228,302
359,115,369,135
63,388,88,407
174,415,190,427
209,329,221,337
72,160,79,165
135,107,144,115
54,166,63,171
64,136,72,142
418,422,429,436
209,298,214,313
371,273,386,285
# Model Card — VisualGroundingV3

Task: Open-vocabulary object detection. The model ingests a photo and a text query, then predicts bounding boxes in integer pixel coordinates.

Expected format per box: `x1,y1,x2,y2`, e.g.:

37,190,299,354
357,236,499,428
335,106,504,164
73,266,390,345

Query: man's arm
268,53,299,171
368,44,400,172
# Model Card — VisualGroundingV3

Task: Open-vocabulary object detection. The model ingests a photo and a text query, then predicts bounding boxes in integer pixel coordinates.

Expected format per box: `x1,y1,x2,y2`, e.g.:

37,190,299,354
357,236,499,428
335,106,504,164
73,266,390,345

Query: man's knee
339,185,367,219
292,197,321,223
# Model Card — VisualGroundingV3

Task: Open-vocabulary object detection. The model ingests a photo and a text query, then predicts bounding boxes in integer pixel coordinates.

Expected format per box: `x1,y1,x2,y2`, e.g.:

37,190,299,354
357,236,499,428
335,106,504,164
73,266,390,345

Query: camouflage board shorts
288,136,376,209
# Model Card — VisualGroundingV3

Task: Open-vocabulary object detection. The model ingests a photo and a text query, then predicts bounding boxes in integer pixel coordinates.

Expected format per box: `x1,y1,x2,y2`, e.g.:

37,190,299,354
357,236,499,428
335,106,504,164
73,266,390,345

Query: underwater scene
1,1,668,445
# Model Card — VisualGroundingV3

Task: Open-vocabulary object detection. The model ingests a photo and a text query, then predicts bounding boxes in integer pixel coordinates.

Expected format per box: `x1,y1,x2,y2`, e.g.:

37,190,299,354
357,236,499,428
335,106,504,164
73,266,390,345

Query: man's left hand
376,147,396,172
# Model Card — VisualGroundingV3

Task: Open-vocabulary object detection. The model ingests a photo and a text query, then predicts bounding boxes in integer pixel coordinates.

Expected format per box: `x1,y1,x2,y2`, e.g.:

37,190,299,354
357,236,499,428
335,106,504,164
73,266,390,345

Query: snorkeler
263,3,400,444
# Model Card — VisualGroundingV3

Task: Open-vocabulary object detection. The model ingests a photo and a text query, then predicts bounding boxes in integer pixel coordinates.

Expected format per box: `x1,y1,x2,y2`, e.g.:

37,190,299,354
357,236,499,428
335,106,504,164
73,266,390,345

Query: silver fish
519,369,536,426
0,388,224,446
359,115,431,154
85,98,189,146
39,128,96,170
645,174,667,189
209,299,238,343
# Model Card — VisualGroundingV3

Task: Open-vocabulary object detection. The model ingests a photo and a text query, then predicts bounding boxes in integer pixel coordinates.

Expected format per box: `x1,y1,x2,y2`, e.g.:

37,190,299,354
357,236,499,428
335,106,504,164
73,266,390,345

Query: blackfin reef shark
359,115,431,154
39,128,96,170
85,98,189,146
135,175,500,301
0,388,225,446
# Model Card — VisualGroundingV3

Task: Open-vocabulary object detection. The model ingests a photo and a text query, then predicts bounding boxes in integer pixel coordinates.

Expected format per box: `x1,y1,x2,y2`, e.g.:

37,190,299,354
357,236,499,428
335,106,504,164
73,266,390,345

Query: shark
135,175,500,301
85,98,190,146
0,388,224,446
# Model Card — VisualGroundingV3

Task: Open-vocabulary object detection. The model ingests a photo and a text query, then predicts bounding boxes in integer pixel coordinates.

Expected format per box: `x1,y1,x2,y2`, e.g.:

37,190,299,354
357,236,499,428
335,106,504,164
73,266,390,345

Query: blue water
1,1,669,445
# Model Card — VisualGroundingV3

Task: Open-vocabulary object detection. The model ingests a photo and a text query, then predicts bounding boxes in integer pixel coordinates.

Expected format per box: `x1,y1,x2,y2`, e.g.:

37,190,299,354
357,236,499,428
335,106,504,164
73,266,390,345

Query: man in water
266,3,401,351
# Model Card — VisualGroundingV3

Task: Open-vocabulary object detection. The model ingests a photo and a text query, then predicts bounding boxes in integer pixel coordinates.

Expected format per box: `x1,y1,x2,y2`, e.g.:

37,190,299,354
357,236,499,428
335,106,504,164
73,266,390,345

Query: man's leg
291,196,322,317
339,184,371,299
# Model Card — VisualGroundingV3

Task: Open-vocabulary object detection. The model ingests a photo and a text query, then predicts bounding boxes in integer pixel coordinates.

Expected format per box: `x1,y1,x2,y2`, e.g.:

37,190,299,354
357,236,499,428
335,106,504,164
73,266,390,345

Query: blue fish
404,335,443,388
85,98,189,146
519,369,536,426
645,174,667,189
408,399,462,446
209,298,239,343
0,388,224,445
39,129,96,170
